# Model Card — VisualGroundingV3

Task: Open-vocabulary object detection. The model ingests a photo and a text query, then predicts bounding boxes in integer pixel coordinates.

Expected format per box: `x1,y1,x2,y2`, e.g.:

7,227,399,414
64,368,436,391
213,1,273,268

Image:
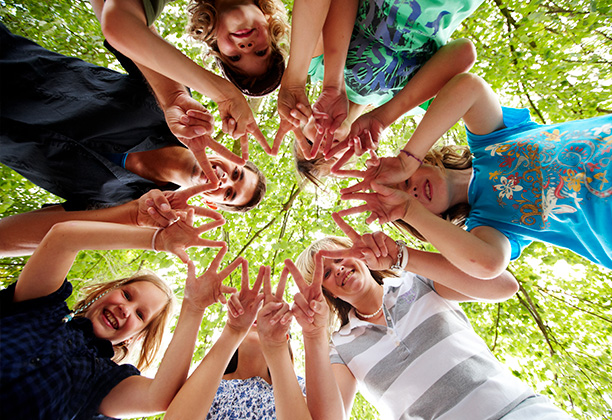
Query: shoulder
1,279,71,317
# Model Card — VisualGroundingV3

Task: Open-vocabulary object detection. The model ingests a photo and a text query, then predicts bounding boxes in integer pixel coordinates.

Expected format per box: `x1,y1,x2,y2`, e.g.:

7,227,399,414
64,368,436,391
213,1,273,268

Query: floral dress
466,107,612,269
206,376,306,420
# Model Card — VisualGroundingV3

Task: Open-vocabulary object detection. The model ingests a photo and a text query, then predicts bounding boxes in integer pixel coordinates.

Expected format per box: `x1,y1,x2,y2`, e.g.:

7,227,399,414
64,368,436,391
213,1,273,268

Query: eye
228,55,240,62
255,49,267,57
324,269,331,279
334,259,342,264
122,290,131,301
231,168,239,181
136,310,144,321
224,188,233,201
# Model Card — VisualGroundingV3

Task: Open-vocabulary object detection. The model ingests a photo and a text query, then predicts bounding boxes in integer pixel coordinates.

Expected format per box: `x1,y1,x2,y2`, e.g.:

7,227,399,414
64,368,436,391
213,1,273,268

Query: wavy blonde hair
74,271,176,371
295,236,396,332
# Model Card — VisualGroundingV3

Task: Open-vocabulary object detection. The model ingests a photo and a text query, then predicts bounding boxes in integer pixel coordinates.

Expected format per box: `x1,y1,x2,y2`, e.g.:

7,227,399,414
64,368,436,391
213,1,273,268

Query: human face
190,156,259,207
396,164,452,216
215,3,271,76
321,256,374,301
85,282,167,345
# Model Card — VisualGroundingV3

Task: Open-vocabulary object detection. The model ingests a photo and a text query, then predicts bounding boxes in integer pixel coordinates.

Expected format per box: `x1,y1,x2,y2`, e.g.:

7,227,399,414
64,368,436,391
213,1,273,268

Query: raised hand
340,182,414,225
346,112,385,157
277,84,312,128
164,92,214,141
182,248,241,312
156,208,226,263
324,213,399,271
286,258,328,337
256,265,293,346
183,134,246,187
226,259,265,333
136,184,223,228
217,93,271,158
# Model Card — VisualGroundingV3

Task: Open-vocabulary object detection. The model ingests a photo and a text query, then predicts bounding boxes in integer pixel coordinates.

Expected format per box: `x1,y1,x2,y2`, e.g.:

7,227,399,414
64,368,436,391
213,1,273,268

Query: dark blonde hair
187,0,289,96
74,271,176,371
295,236,396,331
293,138,339,188
395,145,473,241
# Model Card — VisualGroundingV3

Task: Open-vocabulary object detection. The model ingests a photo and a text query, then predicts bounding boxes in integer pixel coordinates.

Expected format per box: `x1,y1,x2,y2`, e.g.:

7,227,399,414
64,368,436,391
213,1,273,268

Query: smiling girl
0,212,243,419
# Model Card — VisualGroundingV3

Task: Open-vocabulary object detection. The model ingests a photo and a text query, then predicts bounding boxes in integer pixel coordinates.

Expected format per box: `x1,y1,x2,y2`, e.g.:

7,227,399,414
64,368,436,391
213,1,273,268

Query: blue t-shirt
466,107,612,269
309,0,483,107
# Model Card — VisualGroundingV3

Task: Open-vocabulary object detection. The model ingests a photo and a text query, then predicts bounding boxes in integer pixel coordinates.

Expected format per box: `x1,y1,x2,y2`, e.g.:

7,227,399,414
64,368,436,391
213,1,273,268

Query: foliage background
1,0,611,418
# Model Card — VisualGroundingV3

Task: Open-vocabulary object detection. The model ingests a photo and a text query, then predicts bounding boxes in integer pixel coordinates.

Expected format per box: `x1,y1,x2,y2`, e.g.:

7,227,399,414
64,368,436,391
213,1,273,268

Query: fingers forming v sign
157,207,226,263
340,182,413,225
257,266,293,345
286,258,328,337
185,134,246,187
226,259,265,332
183,248,241,311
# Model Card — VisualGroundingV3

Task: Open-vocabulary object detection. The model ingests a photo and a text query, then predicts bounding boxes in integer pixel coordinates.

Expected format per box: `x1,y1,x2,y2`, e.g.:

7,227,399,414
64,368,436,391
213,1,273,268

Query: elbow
100,6,131,54
467,254,508,280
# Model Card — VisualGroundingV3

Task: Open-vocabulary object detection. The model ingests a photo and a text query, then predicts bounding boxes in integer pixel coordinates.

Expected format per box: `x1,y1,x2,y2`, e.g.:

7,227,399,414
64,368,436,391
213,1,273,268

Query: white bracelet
390,240,409,270
151,228,163,252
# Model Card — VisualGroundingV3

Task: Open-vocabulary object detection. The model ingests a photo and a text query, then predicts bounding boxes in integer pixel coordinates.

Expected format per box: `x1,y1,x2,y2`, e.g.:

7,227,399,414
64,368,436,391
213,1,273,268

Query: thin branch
515,280,556,355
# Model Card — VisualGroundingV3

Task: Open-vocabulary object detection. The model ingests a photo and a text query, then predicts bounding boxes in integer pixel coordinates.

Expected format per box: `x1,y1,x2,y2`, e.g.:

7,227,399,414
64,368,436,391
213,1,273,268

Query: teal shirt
308,0,483,107
142,0,174,26
467,107,612,269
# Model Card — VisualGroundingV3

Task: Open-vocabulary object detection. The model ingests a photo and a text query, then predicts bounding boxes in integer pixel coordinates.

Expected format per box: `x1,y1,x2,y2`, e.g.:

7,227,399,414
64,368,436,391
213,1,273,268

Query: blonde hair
295,237,396,331
293,138,339,188
74,271,176,371
395,145,473,241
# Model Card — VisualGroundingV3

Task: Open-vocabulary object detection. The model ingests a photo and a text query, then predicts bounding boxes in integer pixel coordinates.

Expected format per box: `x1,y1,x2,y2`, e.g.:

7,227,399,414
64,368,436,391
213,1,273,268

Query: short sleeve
141,0,173,26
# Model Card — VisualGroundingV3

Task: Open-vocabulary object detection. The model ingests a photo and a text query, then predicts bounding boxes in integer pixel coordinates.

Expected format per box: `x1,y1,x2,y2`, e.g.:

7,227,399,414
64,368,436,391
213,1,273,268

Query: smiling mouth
341,269,354,286
232,28,254,38
424,180,432,201
104,309,118,329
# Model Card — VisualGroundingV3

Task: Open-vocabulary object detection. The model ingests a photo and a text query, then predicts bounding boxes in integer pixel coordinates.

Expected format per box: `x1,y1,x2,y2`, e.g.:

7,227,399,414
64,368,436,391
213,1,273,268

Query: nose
411,185,418,198
238,41,254,50
333,262,345,277
118,304,131,319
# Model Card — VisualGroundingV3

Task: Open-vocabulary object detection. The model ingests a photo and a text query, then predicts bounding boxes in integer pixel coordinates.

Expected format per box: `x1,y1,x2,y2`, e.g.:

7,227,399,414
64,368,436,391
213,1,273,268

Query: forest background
0,0,611,419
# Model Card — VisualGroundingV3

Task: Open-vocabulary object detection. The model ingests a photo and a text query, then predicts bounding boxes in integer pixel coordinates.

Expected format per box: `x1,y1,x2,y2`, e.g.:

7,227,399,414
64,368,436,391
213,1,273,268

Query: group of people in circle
1,0,609,419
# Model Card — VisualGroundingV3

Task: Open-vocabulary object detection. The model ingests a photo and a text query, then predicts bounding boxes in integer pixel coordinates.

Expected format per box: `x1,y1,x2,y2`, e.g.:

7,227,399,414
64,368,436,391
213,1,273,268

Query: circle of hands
151,75,430,331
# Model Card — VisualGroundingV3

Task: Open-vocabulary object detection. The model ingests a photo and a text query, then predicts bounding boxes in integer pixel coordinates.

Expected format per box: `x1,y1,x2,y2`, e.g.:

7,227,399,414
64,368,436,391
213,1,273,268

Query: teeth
104,310,118,329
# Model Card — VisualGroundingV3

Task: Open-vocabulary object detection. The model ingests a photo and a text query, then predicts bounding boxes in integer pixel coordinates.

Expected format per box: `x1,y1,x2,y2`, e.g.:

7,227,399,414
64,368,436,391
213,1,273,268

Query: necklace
355,301,384,319
62,289,110,323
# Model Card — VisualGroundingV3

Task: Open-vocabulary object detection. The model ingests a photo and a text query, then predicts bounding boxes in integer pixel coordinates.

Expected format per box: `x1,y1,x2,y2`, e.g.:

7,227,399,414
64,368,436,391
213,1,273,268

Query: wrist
151,227,163,251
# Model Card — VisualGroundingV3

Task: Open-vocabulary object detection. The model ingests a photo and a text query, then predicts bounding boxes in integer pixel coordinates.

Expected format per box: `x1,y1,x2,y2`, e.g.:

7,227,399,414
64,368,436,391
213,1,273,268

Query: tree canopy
1,1,611,419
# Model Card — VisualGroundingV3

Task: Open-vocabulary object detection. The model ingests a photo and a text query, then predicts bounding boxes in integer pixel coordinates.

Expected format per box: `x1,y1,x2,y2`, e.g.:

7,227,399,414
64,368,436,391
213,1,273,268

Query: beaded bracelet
400,149,423,165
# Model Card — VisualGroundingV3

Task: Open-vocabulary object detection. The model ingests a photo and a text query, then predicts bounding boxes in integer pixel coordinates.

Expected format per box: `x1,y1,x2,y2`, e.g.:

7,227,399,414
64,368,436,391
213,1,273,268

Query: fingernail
161,203,170,211
194,127,205,135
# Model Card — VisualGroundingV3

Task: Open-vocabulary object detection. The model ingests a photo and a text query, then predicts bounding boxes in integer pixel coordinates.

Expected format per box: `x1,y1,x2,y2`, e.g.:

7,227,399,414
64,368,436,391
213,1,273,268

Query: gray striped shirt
330,272,533,419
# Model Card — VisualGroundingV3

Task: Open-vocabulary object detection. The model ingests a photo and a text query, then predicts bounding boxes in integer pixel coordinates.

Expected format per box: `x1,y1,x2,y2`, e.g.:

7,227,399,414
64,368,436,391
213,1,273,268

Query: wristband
390,240,409,270
151,228,163,252
400,149,423,165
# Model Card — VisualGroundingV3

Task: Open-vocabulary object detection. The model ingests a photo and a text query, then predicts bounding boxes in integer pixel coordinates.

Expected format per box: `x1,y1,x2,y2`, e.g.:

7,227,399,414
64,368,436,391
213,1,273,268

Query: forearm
102,0,233,103
303,332,346,420
405,204,510,279
0,202,138,257
284,0,333,85
321,0,357,89
406,249,518,301
261,344,312,420
164,325,247,419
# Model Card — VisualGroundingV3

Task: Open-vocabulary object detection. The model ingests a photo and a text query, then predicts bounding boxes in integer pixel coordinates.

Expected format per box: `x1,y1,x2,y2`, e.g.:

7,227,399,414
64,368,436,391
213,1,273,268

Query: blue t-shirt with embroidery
308,0,483,107
466,107,612,268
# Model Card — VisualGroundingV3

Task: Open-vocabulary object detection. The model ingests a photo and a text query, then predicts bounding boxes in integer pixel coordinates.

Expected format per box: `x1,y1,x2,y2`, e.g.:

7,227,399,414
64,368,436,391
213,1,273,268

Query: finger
204,136,246,166
354,131,366,156
312,251,325,290
219,285,238,303
337,205,370,218
250,126,272,155
284,259,306,292
368,149,380,166
292,293,314,318
259,265,271,298
196,217,226,233
340,191,377,203
270,303,291,325
146,206,175,227
192,206,224,222
339,179,371,195
290,107,310,126
309,129,323,159
208,245,228,272
331,212,361,242
293,125,313,159
275,266,288,300
361,129,377,152
361,234,381,258
187,260,196,281
240,135,249,161
330,148,356,177
240,258,250,291
326,139,350,160
251,261,264,294
272,120,292,156
318,248,356,260
173,249,190,264
227,293,241,317
175,184,219,203
373,231,389,257
217,255,244,279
